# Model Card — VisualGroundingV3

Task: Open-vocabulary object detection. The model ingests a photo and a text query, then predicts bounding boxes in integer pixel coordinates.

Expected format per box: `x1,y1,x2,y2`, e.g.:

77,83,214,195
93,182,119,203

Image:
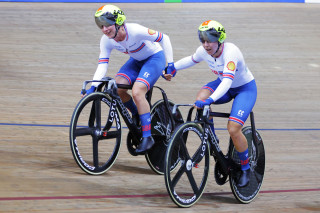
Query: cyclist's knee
132,86,147,102
132,90,143,101
227,121,242,137
115,75,130,85
196,89,212,101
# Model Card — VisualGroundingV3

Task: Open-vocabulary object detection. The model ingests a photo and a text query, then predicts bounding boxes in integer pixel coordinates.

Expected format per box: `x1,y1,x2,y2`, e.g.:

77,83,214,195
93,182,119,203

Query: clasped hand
162,62,176,81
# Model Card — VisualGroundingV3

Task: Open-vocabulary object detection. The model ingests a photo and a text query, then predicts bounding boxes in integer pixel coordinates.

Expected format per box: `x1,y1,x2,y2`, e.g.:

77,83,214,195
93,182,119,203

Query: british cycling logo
143,72,150,78
237,110,244,117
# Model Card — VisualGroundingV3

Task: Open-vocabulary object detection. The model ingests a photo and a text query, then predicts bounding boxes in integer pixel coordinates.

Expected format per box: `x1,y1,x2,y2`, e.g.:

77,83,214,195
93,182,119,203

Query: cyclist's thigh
116,57,140,85
203,78,233,104
136,51,166,91
229,80,257,125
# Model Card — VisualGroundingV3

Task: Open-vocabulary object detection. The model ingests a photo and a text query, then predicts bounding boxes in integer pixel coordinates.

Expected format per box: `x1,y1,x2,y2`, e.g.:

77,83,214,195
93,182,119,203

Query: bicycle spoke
171,163,187,187
89,102,95,127
75,127,93,137
179,134,190,159
171,134,196,188
92,136,99,168
191,146,204,165
186,170,199,194
94,99,101,129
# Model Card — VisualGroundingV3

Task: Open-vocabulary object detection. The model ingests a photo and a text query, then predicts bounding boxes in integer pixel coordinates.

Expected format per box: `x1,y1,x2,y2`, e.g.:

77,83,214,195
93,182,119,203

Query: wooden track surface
0,2,319,212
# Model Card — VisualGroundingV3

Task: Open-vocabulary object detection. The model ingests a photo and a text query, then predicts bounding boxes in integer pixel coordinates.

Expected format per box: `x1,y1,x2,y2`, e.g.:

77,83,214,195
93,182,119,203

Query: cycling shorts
203,79,257,125
116,51,165,91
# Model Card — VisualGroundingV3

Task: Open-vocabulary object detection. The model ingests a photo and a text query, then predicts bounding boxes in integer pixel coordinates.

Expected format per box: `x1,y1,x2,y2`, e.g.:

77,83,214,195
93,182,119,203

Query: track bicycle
69,77,183,175
164,104,265,207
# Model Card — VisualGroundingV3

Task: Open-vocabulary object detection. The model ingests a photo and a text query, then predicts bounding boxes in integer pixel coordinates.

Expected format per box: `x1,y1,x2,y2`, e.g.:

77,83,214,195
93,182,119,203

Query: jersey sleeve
134,24,164,44
209,78,232,102
134,24,173,63
174,46,204,71
209,47,239,101
221,47,239,82
192,46,206,63
91,36,113,87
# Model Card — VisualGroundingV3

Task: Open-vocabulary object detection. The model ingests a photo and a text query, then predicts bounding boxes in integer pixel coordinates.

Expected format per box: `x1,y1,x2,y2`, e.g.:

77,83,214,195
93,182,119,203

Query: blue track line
0,123,319,131
0,0,307,2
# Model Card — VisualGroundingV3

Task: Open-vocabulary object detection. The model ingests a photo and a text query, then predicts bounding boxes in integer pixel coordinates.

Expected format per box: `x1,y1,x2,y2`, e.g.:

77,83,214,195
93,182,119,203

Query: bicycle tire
69,92,122,175
164,122,210,208
229,126,265,203
145,99,183,175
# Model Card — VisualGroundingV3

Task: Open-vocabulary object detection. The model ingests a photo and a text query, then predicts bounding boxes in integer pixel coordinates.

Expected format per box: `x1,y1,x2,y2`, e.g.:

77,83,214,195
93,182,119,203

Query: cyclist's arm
157,33,173,63
209,51,238,102
174,46,204,71
209,78,232,102
135,24,174,63
92,36,112,87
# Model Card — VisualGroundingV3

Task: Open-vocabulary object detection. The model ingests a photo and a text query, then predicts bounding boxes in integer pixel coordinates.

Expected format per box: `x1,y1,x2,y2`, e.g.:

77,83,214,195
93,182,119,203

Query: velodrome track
0,2,319,212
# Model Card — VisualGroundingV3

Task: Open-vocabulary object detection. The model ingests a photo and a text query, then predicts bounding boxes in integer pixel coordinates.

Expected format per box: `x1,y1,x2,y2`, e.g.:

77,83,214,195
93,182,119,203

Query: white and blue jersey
193,43,254,87
175,42,257,125
92,23,173,89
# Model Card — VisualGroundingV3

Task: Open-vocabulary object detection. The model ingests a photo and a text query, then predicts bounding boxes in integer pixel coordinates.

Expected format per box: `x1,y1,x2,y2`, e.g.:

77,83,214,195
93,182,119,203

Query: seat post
146,87,153,107
250,111,256,136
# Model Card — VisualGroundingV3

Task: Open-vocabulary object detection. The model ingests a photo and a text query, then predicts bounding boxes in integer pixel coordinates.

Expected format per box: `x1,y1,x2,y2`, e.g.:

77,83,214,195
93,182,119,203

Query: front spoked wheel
164,122,210,208
229,126,265,203
146,99,184,175
69,92,122,175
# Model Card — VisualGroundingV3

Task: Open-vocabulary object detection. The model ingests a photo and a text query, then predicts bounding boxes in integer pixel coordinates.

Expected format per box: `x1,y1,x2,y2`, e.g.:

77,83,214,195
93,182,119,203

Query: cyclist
83,5,175,155
164,20,257,187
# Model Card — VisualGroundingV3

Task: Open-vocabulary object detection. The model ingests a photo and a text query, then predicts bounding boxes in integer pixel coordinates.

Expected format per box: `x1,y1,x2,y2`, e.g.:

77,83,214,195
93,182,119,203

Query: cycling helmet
198,20,226,43
95,5,126,29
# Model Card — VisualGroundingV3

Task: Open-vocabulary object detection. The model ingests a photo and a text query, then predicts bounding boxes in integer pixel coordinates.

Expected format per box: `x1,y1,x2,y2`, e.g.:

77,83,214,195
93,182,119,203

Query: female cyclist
83,5,175,155
164,20,257,187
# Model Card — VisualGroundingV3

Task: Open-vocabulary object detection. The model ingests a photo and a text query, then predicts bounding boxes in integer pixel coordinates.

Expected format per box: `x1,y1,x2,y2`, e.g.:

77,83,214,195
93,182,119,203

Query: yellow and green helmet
198,20,226,43
94,5,126,29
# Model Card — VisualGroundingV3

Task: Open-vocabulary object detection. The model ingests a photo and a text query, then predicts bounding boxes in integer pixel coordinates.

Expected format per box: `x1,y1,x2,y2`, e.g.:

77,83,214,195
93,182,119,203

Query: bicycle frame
172,104,260,175
204,106,260,175
82,77,176,143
